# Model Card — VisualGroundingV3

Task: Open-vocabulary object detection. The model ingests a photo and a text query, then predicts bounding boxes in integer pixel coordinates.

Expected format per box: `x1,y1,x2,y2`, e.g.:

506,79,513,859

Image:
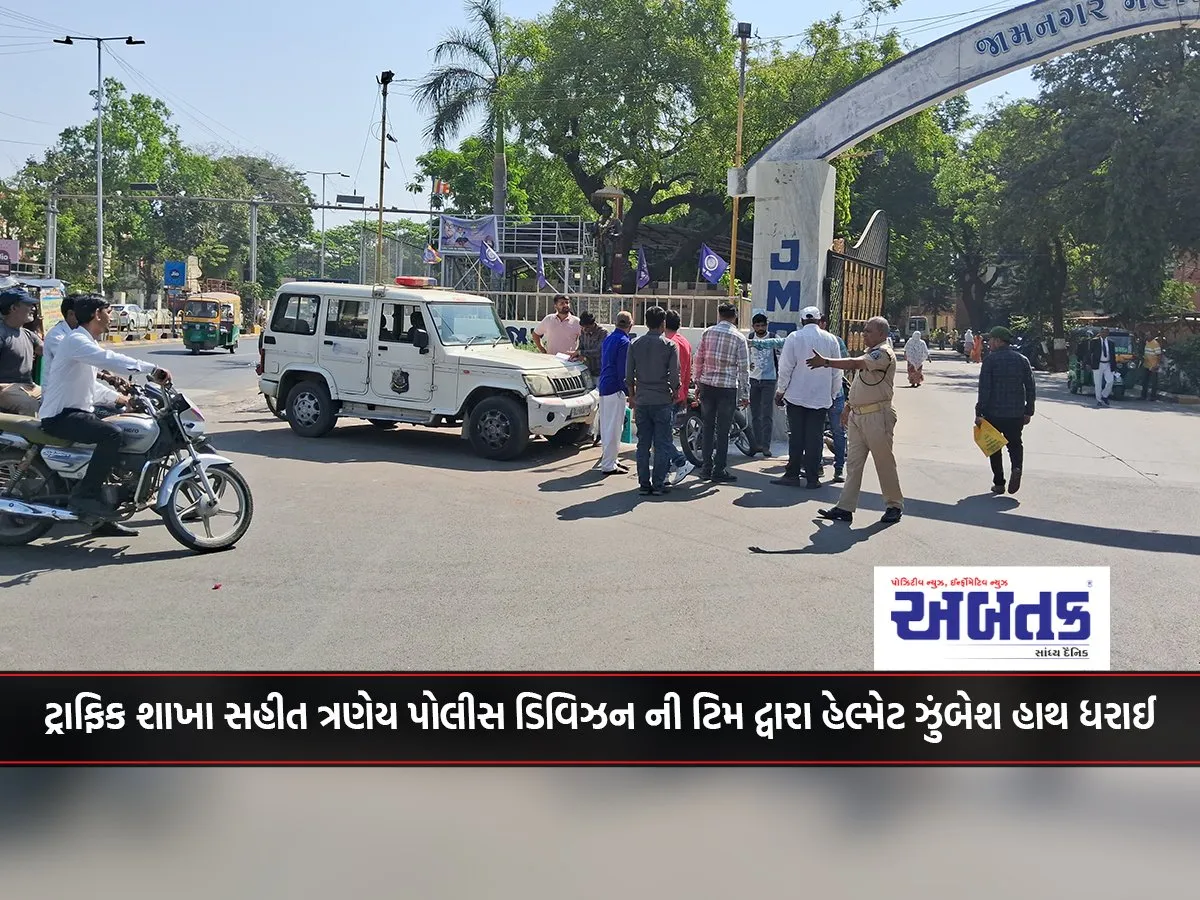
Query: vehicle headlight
524,374,555,396
580,370,594,390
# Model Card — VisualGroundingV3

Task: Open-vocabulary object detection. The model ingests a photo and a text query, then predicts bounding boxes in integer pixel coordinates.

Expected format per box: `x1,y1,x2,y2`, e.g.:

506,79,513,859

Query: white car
257,279,599,461
111,303,151,330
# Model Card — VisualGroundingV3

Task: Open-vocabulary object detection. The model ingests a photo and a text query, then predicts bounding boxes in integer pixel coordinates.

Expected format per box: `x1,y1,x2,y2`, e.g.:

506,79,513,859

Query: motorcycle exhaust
0,498,80,522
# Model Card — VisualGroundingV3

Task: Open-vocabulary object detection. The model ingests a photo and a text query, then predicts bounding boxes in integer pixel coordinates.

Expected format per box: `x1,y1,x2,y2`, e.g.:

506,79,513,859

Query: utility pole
305,170,349,276
54,35,145,296
249,201,259,285
376,71,394,282
729,22,751,299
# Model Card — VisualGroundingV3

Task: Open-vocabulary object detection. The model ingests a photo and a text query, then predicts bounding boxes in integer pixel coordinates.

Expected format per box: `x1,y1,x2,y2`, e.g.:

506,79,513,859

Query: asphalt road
113,341,261,409
2,350,1198,669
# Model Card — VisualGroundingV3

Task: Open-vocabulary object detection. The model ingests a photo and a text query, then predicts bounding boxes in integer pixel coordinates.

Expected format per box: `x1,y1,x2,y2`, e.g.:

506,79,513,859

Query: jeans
828,394,846,471
39,409,123,498
749,379,776,451
699,385,737,474
785,402,828,483
985,416,1025,484
635,403,675,489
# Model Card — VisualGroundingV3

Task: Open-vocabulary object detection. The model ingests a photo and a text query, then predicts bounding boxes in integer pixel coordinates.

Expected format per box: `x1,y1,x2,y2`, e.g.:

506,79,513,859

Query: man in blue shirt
597,310,633,475
747,313,778,457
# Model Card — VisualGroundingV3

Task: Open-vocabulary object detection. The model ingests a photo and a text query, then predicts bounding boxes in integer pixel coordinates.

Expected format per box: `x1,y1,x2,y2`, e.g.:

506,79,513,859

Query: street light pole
54,35,144,296
729,23,751,299
305,170,349,277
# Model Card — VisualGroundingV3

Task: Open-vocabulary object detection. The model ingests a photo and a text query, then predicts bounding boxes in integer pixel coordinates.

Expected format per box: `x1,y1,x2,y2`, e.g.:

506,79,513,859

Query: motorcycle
679,386,754,468
0,371,253,553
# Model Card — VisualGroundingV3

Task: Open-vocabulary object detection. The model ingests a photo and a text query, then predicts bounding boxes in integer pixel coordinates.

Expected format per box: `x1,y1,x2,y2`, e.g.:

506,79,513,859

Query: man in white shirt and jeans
38,296,170,524
771,306,842,488
41,293,126,413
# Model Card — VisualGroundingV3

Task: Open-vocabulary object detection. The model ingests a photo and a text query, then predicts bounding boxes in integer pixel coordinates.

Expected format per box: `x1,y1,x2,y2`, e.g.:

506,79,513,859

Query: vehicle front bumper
527,390,598,435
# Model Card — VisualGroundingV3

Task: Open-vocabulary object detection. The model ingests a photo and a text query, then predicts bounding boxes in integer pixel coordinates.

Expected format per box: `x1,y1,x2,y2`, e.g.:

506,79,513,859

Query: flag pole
729,24,751,298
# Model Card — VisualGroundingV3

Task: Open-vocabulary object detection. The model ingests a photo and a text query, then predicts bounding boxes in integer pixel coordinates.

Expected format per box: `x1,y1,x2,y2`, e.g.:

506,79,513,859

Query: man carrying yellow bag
975,326,1036,495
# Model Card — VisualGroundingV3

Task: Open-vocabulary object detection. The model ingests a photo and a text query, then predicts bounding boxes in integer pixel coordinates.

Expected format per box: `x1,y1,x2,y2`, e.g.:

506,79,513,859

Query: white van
257,279,599,460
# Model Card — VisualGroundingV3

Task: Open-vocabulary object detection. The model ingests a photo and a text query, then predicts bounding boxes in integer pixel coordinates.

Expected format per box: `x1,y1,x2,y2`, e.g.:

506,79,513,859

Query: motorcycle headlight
524,374,555,397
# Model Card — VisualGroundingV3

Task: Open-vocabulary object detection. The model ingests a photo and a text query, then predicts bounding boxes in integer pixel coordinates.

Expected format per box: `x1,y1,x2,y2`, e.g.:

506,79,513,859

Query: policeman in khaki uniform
805,315,904,525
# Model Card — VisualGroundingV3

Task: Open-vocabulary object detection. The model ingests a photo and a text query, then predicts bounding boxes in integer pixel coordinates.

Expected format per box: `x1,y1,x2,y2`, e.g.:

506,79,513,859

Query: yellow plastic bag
973,419,1008,456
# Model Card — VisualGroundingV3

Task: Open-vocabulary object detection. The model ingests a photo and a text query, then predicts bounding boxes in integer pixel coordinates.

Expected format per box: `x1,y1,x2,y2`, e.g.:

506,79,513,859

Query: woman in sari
905,330,930,387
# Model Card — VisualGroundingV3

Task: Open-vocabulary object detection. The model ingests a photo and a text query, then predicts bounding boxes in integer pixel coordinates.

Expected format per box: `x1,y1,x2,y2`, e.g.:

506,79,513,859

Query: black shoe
90,521,138,538
68,495,118,521
762,449,773,457
699,468,713,481
771,475,804,486
1008,468,1022,494
710,471,737,483
805,481,821,489
653,483,671,494
991,481,1006,494
881,507,903,524
817,507,853,523
638,485,655,496
833,469,844,483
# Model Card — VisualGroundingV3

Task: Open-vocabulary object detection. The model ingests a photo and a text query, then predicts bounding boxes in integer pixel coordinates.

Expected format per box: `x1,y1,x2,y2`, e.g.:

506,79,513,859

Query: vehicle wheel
546,423,589,447
189,347,199,355
468,396,530,460
732,426,753,457
162,463,253,553
228,345,236,354
263,394,287,420
680,411,704,468
0,453,57,546
286,380,336,438
368,419,398,430
1068,376,1078,394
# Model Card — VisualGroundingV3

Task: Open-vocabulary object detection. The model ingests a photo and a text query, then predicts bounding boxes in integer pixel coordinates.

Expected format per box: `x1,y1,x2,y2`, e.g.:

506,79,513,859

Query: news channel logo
873,567,1110,670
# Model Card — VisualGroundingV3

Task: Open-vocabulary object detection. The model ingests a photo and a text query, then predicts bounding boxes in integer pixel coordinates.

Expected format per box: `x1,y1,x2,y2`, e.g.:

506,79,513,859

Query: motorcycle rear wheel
162,463,253,553
0,453,56,546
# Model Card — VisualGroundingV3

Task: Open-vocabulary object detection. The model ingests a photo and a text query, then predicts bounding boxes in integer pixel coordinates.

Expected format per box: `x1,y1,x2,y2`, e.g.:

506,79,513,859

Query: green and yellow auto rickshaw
1066,325,1135,399
182,291,241,354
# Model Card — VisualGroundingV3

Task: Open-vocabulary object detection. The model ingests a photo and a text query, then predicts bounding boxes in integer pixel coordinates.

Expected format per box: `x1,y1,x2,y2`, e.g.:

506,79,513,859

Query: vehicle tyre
681,410,704,468
368,419,398,430
0,453,56,546
228,345,236,354
286,380,336,438
189,347,199,355
468,396,529,460
162,463,254,553
732,426,753,458
546,423,589,447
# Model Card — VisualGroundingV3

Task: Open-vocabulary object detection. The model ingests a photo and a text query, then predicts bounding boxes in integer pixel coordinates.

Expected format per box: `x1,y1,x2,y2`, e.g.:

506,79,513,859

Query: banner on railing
2,673,1194,765
438,215,498,256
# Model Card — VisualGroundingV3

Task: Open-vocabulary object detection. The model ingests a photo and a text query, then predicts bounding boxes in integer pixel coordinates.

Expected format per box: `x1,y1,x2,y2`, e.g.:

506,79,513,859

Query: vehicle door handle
377,345,388,351
323,340,333,346
264,336,276,345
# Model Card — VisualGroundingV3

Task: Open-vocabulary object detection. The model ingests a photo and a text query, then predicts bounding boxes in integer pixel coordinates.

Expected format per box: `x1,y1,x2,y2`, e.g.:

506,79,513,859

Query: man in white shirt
41,293,126,412
38,296,170,522
1089,327,1116,407
771,306,842,488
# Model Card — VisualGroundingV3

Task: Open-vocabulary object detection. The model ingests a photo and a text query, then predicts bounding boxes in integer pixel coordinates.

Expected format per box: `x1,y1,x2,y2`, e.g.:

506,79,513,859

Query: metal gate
825,210,889,354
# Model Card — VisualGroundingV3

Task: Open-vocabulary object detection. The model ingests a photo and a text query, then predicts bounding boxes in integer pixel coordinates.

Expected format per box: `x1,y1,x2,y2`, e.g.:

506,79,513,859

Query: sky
0,0,1037,234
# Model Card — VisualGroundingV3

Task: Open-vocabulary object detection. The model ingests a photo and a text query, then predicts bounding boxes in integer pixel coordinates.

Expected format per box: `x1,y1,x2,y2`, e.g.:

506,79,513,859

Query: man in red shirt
662,309,695,483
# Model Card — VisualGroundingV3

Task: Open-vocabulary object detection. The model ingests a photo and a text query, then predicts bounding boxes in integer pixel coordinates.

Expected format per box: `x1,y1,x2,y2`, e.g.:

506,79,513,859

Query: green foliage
1152,280,1197,319
1165,335,1200,395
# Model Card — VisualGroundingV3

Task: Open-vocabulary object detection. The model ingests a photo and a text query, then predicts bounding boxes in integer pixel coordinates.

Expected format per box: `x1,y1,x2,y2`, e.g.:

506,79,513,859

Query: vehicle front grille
551,374,589,398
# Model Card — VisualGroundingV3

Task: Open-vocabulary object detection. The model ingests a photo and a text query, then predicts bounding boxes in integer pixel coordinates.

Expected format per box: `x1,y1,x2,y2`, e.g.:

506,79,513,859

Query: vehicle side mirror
413,329,429,353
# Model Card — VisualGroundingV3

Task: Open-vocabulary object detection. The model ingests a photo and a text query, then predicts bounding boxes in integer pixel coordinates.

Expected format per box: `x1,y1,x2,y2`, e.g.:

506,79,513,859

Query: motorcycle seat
0,412,75,448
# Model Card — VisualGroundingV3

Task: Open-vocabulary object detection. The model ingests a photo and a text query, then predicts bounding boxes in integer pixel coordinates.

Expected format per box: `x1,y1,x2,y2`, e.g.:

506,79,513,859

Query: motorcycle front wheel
162,463,254,553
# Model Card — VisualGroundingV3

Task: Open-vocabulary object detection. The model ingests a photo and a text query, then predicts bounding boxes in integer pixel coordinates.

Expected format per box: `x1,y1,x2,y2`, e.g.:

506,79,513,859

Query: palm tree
415,0,508,219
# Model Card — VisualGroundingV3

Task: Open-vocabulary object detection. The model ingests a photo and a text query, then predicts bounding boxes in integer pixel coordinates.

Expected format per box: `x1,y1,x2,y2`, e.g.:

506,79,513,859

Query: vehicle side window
272,294,321,335
326,299,370,340
379,303,423,343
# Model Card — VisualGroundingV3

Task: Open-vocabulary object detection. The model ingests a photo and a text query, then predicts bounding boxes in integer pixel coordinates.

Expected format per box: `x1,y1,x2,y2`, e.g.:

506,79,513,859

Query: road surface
2,350,1198,669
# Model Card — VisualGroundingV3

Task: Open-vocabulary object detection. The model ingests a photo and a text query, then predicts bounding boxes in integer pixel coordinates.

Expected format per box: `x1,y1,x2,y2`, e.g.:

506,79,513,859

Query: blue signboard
163,260,186,287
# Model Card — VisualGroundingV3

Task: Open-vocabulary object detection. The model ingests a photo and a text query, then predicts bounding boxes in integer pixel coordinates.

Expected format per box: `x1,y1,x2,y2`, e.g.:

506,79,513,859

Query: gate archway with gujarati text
734,0,1200,331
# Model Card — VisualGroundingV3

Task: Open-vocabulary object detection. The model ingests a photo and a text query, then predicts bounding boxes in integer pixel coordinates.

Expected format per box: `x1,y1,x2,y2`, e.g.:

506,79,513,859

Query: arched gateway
735,0,1200,332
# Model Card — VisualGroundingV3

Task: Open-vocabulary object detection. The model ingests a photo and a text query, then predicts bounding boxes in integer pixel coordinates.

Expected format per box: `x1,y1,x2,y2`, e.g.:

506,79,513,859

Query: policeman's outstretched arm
807,351,866,371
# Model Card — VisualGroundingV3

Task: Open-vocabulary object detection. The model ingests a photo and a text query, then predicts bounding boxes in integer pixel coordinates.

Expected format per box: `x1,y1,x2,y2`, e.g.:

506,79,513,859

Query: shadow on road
556,480,718,520
210,420,590,474
750,520,893,554
0,535,192,586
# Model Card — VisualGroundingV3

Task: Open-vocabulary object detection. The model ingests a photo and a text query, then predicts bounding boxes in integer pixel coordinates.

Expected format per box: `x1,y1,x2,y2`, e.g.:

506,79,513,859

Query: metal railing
437,215,593,259
484,291,753,330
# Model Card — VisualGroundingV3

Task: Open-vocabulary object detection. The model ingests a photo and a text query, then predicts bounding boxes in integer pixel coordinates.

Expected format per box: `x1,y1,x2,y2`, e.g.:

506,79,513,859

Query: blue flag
699,244,728,285
480,240,506,276
636,245,650,290
422,245,442,265
536,247,551,290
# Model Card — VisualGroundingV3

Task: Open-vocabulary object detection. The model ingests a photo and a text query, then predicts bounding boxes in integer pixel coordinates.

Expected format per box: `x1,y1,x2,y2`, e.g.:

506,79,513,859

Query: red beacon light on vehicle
395,276,437,287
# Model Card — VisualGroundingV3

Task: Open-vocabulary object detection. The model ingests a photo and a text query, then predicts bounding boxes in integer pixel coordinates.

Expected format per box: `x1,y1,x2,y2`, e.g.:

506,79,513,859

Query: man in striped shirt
692,302,750,482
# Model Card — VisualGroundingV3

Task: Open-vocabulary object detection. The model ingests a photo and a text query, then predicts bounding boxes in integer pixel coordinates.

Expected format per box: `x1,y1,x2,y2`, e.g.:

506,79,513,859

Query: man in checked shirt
693,302,750,482
975,326,1036,495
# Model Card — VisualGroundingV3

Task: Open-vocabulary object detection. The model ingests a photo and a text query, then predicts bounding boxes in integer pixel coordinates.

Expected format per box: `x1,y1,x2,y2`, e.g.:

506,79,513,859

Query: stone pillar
741,160,837,445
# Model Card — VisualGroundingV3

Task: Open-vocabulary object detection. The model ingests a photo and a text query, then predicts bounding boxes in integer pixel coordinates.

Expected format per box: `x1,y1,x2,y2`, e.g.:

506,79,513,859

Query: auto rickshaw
1066,325,1135,399
182,291,241,354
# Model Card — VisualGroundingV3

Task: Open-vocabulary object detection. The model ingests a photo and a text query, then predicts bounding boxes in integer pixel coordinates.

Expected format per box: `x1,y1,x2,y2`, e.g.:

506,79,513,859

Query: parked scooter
0,371,252,552
679,385,754,467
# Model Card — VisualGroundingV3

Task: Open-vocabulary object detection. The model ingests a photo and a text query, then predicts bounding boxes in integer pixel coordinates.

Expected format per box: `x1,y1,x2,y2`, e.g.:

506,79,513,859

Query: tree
414,0,512,218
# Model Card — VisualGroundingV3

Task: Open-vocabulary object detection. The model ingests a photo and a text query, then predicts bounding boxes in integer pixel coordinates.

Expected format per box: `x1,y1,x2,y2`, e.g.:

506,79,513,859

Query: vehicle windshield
427,302,506,345
185,300,219,318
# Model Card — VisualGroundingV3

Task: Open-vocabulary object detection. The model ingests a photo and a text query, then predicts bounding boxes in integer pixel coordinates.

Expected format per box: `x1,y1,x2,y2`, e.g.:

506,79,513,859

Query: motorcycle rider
37,295,171,528
41,293,129,414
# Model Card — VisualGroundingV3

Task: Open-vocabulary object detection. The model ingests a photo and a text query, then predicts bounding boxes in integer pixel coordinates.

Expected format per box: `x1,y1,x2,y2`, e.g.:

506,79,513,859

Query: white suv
111,303,151,330
257,280,599,460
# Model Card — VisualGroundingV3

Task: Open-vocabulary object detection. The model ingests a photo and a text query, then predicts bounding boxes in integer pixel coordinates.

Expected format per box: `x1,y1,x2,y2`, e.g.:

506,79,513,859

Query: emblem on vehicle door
391,370,409,394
